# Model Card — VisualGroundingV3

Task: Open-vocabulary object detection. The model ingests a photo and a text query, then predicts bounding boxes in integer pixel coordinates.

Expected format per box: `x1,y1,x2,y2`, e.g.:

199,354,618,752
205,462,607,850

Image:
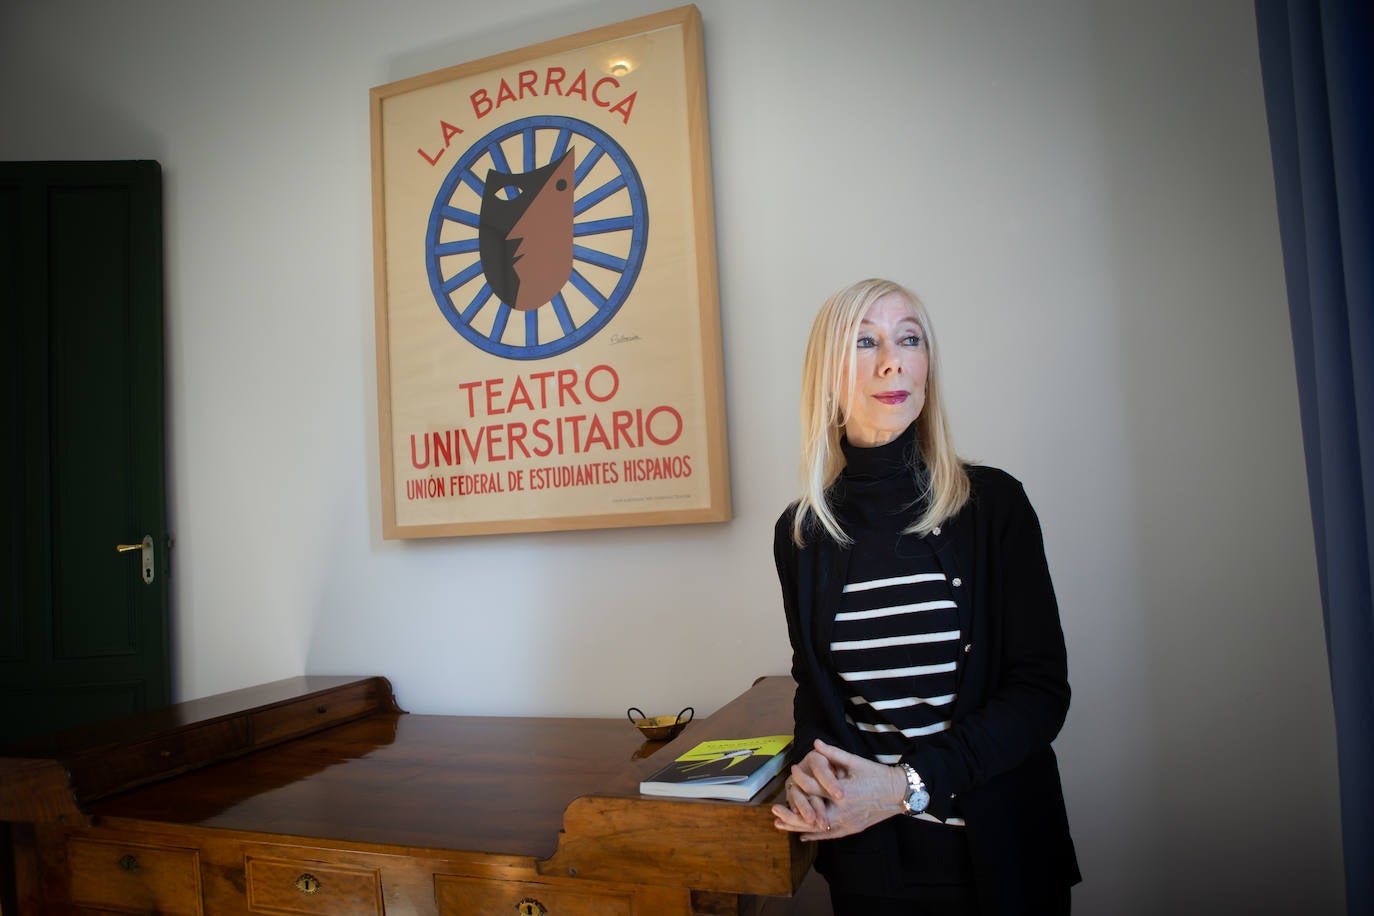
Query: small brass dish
627,706,693,741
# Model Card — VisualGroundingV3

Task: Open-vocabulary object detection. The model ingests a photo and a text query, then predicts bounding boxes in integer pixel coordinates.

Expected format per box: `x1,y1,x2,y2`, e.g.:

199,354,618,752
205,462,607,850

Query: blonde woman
771,280,1079,915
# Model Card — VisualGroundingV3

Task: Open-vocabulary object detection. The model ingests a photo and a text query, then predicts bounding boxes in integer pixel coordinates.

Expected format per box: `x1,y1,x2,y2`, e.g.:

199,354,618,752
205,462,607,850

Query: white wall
0,0,1345,912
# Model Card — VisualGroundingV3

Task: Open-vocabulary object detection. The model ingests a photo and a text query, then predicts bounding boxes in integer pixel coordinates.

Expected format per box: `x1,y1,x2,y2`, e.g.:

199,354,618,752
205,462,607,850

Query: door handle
115,535,154,585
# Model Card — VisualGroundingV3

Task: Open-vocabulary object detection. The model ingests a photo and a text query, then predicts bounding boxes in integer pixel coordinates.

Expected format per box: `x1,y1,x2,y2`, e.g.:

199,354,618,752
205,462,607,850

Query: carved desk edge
0,675,400,824
540,674,814,898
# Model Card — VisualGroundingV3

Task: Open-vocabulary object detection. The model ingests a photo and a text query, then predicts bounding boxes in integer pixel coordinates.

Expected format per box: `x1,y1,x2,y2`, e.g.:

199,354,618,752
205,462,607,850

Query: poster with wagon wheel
370,5,730,538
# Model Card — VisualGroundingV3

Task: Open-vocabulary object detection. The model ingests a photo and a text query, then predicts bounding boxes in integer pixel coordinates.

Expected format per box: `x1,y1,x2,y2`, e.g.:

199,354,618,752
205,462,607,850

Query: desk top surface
89,713,647,857
86,676,794,860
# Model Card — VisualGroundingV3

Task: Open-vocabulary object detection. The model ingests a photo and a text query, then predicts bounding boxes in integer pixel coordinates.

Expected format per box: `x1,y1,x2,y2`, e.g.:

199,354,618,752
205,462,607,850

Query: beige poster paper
370,6,729,538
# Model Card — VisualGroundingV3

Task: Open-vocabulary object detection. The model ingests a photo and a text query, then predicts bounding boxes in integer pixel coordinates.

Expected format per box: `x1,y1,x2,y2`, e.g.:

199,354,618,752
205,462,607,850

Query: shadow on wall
0,49,166,161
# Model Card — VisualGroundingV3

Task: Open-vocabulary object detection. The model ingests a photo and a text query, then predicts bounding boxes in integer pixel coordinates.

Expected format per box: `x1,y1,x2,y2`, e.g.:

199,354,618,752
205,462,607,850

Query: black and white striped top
830,431,965,828
833,566,960,761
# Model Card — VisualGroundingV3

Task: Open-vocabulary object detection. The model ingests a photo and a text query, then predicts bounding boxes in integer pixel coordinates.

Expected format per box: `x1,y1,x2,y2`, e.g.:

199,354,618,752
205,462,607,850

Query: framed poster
370,5,730,539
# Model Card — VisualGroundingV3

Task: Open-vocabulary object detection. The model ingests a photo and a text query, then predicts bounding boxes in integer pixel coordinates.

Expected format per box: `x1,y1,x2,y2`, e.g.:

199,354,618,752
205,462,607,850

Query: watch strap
898,763,929,816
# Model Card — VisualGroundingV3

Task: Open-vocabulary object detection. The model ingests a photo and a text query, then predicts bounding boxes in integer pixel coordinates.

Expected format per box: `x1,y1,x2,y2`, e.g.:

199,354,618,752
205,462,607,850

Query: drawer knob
294,873,322,895
516,899,547,916
117,854,139,874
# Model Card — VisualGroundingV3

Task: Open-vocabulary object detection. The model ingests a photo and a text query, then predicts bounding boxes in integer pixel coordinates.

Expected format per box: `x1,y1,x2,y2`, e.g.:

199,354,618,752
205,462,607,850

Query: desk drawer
245,854,383,916
65,718,250,801
126,718,249,773
68,837,203,916
251,682,381,745
435,874,633,916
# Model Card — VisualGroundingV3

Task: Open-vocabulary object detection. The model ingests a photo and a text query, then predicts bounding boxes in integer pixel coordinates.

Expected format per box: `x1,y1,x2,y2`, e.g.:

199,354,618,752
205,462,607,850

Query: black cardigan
774,465,1081,912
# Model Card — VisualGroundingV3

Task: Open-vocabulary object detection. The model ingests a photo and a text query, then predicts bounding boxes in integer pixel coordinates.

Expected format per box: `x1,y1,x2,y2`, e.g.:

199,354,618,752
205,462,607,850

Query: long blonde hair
793,279,969,546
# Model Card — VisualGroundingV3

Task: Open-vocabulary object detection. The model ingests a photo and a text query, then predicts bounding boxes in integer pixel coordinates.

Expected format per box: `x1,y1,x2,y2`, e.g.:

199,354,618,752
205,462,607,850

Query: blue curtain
1255,1,1374,912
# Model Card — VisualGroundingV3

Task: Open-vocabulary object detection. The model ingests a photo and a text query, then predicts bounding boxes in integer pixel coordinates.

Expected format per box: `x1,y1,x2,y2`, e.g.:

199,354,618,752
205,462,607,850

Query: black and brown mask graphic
478,149,576,312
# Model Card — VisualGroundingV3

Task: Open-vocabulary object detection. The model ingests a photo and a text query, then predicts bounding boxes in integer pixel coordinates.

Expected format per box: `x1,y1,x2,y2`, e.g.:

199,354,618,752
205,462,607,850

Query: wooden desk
0,675,813,915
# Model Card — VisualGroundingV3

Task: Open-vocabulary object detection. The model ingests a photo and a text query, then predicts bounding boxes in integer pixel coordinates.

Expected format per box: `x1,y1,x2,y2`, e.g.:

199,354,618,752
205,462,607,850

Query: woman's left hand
771,739,907,841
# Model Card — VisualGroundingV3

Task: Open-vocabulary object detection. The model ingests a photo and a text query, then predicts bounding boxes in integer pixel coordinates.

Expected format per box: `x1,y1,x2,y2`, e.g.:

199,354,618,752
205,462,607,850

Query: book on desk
640,734,793,800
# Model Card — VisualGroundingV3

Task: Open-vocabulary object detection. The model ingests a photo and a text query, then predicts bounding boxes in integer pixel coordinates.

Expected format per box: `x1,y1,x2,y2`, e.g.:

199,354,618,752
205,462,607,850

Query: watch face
907,786,930,815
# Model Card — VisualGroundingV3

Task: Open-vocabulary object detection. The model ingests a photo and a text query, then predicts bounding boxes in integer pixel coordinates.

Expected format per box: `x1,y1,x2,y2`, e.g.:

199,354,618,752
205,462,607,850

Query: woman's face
841,292,929,448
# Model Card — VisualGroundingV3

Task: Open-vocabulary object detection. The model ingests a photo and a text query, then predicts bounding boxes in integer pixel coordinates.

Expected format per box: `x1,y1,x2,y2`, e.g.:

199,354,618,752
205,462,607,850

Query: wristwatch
898,763,930,817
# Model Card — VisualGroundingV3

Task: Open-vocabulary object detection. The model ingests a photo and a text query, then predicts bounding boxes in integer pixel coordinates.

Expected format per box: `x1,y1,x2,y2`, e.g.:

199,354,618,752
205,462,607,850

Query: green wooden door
0,161,170,744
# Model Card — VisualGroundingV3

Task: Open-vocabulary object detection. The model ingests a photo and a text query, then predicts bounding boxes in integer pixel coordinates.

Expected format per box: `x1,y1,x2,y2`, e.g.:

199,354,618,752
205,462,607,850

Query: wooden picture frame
370,5,729,539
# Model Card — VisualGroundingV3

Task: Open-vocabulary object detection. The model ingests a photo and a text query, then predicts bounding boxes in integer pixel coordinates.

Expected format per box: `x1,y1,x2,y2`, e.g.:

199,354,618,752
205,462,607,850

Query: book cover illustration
639,735,793,800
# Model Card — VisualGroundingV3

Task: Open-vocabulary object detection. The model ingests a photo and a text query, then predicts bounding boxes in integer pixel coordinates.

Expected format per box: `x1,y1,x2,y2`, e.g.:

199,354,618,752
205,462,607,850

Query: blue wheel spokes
574,216,634,236
525,309,539,345
435,238,480,257
550,292,576,334
573,244,627,272
442,259,484,294
574,176,626,215
441,206,481,228
522,127,536,172
461,283,494,323
489,302,512,341
552,128,572,161
487,141,511,176
568,269,608,310
574,145,605,185
459,169,484,196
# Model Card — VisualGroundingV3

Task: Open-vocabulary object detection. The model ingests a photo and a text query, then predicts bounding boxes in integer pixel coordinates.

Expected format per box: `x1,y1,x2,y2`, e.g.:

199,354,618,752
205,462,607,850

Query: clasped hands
771,738,908,842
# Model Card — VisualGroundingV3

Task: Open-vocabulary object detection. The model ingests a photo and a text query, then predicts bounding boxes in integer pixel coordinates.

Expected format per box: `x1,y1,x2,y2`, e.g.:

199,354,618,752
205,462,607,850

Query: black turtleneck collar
840,421,921,482
831,422,924,533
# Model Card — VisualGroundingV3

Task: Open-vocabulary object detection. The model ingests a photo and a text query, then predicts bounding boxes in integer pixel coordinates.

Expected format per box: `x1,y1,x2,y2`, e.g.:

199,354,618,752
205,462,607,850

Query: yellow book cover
639,735,793,800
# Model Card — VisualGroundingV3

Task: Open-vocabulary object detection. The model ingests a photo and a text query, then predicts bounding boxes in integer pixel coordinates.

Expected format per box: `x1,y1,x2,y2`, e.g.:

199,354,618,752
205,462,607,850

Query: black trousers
829,885,979,916
829,883,1071,916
